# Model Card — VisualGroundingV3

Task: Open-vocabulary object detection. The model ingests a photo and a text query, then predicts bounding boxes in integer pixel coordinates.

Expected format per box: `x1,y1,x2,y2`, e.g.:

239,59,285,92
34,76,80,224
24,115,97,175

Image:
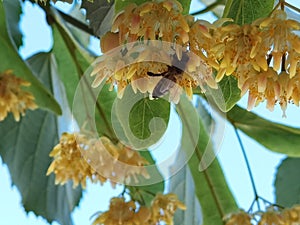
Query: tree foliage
0,0,300,225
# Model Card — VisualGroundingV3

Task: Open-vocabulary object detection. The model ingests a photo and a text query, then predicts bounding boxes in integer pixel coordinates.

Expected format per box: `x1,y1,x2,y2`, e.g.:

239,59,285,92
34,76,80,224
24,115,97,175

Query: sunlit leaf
0,2,61,115
176,96,238,225
169,164,202,225
207,75,241,112
275,158,300,207
0,52,82,225
223,0,274,24
3,0,23,49
227,106,300,157
112,87,170,149
129,98,170,140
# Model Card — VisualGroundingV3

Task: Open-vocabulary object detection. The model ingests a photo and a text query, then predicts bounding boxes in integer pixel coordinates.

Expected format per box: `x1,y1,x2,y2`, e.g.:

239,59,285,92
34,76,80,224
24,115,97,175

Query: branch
37,1,98,37
55,8,96,37
190,0,225,16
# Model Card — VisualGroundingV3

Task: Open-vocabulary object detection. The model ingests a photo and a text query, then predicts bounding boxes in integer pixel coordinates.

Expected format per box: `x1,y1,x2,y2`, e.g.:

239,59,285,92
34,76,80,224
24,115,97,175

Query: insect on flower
147,53,189,98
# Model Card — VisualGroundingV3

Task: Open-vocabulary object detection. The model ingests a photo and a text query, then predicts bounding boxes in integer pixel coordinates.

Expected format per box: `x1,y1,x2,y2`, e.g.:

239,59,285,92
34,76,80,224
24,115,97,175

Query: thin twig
190,0,223,16
233,126,261,211
284,1,300,13
55,8,96,37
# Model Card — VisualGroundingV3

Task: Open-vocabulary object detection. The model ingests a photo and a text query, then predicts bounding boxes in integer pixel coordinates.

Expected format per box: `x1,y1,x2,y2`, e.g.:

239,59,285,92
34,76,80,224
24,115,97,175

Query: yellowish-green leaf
207,75,241,112
223,0,275,24
176,96,238,225
227,106,300,157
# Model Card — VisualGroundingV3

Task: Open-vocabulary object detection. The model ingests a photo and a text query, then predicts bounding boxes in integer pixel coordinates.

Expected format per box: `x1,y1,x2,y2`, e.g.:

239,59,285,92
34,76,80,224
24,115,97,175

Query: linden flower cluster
225,206,300,225
195,9,300,116
0,70,37,121
93,0,300,115
92,193,186,225
83,136,150,184
92,0,217,102
47,132,149,188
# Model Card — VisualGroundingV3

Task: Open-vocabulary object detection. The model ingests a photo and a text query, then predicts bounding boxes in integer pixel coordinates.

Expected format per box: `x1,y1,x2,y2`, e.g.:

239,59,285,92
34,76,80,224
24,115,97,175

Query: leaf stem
55,7,95,36
283,1,300,13
233,126,261,211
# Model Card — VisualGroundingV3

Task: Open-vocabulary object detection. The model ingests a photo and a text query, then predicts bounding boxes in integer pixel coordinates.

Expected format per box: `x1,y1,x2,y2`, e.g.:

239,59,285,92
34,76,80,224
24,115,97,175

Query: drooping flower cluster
92,0,216,103
46,132,149,188
93,0,300,115
224,211,252,225
83,136,150,185
92,193,186,225
225,206,300,225
0,70,37,121
193,8,300,116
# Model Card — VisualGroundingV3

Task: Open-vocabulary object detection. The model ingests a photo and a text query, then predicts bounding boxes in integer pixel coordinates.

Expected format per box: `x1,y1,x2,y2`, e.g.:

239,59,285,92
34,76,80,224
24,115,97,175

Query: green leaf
129,97,170,140
128,151,165,207
51,9,118,140
207,75,241,112
115,0,191,15
112,86,170,149
0,52,82,225
223,0,275,25
169,164,202,225
3,0,23,48
0,2,62,115
227,105,300,157
275,158,300,207
81,0,115,37
176,96,238,225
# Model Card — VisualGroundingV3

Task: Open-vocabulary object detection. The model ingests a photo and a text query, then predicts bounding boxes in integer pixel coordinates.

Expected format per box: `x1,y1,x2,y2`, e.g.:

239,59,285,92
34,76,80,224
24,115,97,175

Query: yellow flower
47,132,150,188
150,193,186,225
0,70,37,121
110,0,190,49
214,24,264,81
282,205,300,225
241,67,279,112
92,197,137,225
92,193,185,225
46,132,94,188
224,211,252,225
255,9,300,77
93,0,219,103
258,210,285,225
189,18,232,70
84,136,150,185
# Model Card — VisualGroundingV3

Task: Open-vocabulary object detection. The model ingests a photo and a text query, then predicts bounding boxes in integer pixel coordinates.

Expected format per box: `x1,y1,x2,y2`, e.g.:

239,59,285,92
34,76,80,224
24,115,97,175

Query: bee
147,53,189,98
147,65,183,98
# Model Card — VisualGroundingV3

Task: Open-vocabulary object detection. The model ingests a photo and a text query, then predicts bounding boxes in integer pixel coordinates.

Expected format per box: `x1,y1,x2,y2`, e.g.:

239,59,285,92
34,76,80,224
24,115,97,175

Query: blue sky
0,0,299,225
